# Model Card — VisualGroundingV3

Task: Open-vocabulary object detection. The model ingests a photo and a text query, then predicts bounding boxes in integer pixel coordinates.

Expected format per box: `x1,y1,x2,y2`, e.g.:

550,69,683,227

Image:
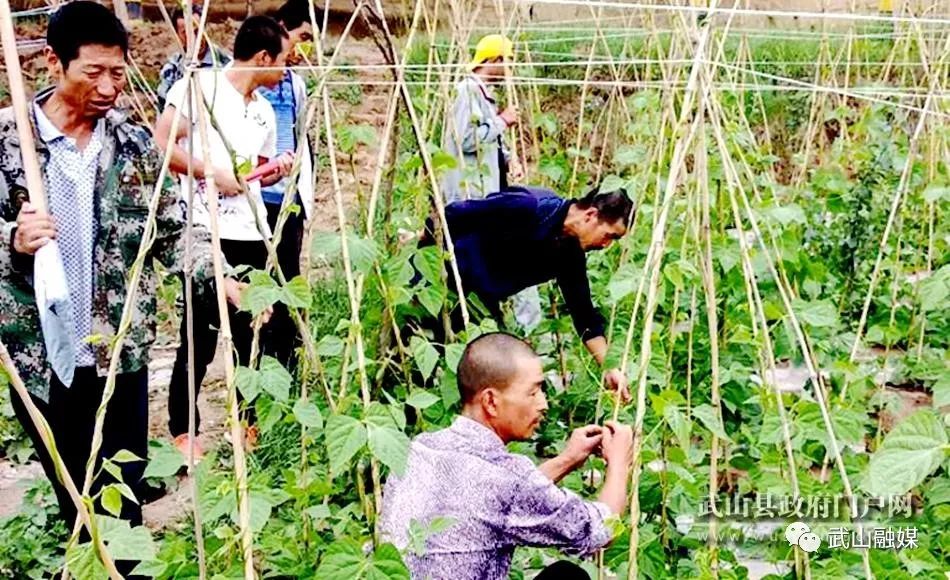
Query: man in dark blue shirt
422,185,634,395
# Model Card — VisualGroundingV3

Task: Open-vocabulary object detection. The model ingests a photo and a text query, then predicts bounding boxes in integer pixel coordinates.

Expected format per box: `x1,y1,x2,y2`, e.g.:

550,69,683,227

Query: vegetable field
0,1,948,579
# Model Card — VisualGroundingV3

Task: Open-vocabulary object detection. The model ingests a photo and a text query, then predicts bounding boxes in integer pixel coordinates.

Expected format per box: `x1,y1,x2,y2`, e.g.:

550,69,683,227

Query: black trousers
263,201,303,368
11,367,148,529
535,561,591,579
167,239,269,437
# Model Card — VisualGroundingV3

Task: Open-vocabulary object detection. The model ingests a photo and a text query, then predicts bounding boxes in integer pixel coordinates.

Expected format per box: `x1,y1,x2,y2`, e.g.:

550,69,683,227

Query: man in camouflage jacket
0,95,224,402
0,2,245,537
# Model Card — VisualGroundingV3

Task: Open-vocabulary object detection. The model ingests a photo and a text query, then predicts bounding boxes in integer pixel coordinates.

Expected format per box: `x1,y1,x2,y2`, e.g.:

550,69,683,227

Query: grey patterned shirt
380,416,613,580
33,103,103,367
156,44,231,110
441,75,511,204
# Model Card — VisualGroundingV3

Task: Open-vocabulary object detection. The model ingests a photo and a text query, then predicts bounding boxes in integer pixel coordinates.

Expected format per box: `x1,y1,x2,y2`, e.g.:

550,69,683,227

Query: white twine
510,0,950,26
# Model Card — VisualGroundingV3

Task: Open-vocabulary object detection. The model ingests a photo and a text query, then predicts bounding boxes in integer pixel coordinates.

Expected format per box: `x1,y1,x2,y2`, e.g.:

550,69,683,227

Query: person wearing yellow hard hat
469,33,514,70
441,34,523,205
441,34,540,330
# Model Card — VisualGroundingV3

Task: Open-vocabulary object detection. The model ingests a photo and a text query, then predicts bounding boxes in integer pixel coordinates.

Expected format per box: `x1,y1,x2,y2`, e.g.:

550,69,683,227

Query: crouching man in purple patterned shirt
380,332,634,580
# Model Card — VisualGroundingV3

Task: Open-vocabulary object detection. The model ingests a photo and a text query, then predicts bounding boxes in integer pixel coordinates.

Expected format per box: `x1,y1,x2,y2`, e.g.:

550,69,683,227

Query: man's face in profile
489,354,548,442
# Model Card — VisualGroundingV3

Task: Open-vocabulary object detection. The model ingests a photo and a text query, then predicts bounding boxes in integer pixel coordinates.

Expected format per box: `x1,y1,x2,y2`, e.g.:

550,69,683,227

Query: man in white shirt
155,15,294,454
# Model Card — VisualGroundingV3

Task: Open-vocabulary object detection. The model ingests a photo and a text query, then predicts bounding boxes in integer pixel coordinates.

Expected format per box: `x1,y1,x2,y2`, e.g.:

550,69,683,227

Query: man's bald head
457,333,539,405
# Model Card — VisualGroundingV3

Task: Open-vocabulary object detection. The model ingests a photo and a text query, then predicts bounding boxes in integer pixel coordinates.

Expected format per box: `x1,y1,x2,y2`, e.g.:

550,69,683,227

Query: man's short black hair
171,5,202,25
274,0,318,32
575,186,635,225
47,1,128,68
457,333,538,405
233,15,288,61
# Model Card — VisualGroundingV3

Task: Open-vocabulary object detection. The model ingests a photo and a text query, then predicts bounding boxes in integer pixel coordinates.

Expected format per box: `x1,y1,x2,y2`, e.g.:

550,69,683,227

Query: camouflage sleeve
155,58,180,112
1,216,18,272
148,150,226,292
0,177,31,276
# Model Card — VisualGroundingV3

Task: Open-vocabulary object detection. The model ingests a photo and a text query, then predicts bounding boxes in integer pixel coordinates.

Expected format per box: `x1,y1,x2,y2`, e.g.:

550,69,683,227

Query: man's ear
482,388,500,418
44,46,63,80
253,49,271,66
585,207,598,222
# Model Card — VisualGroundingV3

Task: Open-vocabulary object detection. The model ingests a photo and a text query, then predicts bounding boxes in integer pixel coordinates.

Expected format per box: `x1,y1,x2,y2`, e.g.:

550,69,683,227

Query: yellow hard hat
470,34,514,69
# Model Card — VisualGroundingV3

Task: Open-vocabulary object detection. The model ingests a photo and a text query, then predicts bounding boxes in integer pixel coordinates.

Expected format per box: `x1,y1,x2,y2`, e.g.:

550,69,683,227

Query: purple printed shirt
380,416,613,580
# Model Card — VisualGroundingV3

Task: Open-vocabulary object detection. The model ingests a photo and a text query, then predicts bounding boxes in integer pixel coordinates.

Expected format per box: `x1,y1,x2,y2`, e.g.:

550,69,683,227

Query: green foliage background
0,23,947,580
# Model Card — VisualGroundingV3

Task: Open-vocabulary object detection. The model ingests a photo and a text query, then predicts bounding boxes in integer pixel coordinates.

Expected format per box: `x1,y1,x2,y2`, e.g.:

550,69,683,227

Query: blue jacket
428,186,606,341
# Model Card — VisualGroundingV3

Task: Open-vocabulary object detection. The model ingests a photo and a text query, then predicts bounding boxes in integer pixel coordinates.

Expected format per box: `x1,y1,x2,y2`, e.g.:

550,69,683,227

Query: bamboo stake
622,12,714,579
192,79,257,580
846,93,934,377
0,2,158,577
566,11,602,197
363,0,471,329
181,75,208,580
846,25,949,375
323,82,386,536
695,113,723,577
64,56,191,569
706,92,873,578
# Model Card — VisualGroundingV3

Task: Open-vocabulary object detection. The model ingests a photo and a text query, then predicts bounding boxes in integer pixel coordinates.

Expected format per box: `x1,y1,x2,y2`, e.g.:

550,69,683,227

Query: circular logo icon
798,532,822,553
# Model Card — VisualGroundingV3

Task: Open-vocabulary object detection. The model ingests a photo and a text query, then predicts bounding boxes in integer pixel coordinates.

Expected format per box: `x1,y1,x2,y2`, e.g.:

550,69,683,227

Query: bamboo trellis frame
0,1,945,579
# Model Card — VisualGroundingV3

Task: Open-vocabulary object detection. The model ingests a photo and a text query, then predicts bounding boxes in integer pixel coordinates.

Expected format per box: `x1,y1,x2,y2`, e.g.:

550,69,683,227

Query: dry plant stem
519,42,546,177
181,76,207,580
614,12,711,422
311,3,386,540
587,4,633,124
320,72,384,538
725,186,800,495
505,5,533,172
156,0,183,54
300,5,365,404
65,0,215,551
792,41,829,187
845,93,934,378
417,0,442,138
686,287,697,413
183,1,208,564
875,237,904,444
695,114,723,576
706,91,872,579
200,94,334,410
591,94,616,184
567,19,601,196
847,28,949,369
127,55,159,111
604,63,675,331
915,134,938,358
0,344,121,578
351,0,422,382
124,68,154,123
191,80,256,580
623,15,714,580
360,87,410,375
697,56,804,502
492,0,523,171
600,98,671,357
